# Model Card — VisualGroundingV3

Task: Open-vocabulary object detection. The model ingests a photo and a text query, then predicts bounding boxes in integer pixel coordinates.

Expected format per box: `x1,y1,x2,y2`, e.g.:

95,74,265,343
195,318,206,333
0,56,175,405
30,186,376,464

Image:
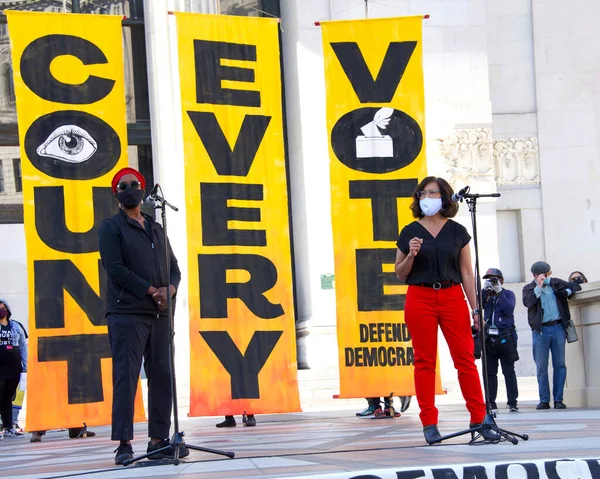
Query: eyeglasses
117,180,141,190
417,189,441,199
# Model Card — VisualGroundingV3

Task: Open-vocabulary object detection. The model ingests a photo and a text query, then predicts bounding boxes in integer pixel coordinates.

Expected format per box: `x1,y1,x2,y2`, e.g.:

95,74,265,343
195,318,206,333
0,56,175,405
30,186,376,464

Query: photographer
482,269,519,413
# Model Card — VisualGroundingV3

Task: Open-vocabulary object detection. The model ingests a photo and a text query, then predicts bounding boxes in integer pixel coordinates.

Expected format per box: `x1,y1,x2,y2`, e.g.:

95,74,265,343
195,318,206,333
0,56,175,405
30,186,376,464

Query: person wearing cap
98,167,186,465
481,268,519,413
522,261,581,410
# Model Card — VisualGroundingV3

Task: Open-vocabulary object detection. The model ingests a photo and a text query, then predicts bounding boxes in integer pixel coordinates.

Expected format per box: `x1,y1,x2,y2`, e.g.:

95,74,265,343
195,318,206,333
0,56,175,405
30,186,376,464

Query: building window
12,158,21,193
0,160,4,193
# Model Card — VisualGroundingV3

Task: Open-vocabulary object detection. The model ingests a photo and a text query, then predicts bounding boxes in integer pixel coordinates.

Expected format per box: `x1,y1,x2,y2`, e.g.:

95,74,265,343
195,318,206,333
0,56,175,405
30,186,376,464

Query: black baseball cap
531,261,551,275
483,268,503,279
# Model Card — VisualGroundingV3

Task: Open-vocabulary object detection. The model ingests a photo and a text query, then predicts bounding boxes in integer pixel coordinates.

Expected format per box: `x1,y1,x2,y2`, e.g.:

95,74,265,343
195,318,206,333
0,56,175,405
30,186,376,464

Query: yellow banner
321,17,442,398
8,11,145,431
176,13,300,416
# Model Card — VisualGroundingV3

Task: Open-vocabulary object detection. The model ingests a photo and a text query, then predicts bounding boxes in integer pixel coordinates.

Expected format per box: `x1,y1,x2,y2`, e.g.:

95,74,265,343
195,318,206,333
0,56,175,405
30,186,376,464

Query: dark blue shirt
483,288,516,329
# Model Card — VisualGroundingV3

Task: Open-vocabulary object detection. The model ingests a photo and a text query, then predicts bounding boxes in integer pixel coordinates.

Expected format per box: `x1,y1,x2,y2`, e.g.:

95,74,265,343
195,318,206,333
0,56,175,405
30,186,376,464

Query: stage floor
7,402,600,479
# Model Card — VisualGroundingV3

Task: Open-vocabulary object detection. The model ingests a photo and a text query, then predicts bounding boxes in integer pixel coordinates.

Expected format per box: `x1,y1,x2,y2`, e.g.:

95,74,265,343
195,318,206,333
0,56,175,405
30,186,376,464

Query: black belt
542,319,562,327
418,281,457,290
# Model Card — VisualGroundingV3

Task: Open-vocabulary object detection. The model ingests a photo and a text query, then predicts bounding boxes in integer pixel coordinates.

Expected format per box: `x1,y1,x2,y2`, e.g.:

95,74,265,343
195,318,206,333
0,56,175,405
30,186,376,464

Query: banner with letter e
7,11,145,431
320,17,443,398
176,13,300,416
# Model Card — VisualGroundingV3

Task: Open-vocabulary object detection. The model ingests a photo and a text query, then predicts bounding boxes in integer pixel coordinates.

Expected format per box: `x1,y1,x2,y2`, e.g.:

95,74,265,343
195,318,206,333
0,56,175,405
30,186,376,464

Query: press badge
488,326,499,336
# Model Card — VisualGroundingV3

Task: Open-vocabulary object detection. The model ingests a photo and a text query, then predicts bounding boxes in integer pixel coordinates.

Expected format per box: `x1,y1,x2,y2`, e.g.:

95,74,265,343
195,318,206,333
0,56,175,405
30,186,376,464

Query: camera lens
490,278,499,285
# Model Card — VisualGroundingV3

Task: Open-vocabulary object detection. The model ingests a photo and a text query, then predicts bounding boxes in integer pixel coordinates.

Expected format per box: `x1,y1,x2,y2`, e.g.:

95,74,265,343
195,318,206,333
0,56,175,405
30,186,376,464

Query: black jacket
98,209,181,317
522,277,581,333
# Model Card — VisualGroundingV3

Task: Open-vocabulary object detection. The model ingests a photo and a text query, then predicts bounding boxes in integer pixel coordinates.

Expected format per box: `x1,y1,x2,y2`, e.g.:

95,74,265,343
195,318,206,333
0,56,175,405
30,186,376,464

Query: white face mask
419,198,443,217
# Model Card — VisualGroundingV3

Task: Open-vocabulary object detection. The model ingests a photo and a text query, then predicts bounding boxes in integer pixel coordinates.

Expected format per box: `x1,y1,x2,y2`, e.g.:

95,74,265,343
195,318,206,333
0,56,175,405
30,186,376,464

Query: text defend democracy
345,346,414,367
359,322,411,343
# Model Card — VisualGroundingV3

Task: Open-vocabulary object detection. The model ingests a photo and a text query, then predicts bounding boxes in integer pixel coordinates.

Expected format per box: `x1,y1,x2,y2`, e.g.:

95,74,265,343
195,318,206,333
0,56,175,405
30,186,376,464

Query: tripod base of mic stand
122,431,235,467
430,413,529,446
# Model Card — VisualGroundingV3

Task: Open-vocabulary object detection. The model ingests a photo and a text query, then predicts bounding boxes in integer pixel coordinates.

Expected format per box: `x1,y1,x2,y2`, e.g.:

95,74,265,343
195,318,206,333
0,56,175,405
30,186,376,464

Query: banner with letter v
320,17,443,398
176,13,300,416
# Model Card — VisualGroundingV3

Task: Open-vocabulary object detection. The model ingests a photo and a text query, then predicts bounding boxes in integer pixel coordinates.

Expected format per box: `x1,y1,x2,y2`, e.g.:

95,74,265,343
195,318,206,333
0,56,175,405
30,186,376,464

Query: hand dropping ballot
356,107,394,158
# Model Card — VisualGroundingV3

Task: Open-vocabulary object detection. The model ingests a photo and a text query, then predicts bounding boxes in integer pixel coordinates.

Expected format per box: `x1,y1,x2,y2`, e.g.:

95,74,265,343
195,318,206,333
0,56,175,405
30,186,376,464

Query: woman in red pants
395,177,496,445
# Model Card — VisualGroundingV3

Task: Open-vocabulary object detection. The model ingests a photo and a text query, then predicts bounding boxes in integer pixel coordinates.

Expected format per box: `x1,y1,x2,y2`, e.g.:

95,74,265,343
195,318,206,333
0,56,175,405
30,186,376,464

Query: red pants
404,285,485,426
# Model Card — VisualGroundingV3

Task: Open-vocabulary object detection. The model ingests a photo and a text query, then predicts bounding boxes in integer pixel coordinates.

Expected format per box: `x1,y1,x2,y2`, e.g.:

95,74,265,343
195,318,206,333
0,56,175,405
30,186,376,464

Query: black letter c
20,34,115,104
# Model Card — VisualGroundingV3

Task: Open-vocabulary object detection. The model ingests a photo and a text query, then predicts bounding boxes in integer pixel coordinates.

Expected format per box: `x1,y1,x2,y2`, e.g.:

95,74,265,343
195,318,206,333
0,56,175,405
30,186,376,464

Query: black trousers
486,352,519,408
108,313,172,441
0,379,19,429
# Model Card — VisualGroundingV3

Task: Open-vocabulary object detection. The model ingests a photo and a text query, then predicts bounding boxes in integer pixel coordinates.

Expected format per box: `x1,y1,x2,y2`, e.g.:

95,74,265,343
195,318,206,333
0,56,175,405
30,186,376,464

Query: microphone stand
123,186,235,466
431,192,529,446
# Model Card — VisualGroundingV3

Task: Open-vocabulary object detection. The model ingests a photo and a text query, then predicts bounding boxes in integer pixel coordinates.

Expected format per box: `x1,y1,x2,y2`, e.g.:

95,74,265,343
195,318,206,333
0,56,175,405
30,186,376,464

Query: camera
489,277,500,286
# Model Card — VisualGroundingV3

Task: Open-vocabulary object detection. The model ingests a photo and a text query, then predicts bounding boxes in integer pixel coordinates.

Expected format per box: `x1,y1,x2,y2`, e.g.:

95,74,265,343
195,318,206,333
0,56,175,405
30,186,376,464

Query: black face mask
572,276,585,285
116,187,144,209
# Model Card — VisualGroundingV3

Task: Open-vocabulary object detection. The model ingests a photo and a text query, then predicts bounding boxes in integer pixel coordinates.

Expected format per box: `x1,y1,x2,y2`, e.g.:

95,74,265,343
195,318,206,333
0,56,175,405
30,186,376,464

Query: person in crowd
0,300,27,437
216,414,256,428
523,261,581,410
481,268,519,413
568,271,588,285
99,167,187,465
355,396,411,418
395,177,497,445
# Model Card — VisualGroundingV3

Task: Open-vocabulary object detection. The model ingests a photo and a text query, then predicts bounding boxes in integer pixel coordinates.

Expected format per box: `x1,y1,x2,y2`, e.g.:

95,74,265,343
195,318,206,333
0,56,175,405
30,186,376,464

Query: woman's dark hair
410,176,458,219
568,271,588,283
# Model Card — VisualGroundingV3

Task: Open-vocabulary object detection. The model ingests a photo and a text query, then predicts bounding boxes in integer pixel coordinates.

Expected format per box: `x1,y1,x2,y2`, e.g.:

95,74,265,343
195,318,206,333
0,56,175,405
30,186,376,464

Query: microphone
452,185,470,202
146,183,160,205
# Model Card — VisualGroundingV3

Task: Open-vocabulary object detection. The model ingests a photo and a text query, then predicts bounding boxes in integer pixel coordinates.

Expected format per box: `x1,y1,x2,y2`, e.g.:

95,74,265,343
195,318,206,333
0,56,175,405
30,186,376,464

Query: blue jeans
532,323,567,403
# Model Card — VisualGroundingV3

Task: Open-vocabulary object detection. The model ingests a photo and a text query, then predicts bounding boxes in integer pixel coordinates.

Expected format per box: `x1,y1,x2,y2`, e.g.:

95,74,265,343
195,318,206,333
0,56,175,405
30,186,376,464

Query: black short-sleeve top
396,220,471,285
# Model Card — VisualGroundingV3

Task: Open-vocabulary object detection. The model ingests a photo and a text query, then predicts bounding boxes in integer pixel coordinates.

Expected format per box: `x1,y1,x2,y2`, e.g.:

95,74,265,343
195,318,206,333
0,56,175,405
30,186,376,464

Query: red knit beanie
111,167,146,193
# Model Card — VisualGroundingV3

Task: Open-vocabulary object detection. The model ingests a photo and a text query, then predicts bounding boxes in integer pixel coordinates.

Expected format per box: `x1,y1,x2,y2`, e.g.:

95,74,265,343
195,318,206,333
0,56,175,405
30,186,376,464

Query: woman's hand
408,237,423,257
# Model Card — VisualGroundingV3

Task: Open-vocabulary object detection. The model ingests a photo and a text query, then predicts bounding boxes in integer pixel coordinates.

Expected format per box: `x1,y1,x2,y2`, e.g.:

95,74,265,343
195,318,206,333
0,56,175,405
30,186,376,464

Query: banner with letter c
8,11,145,431
176,13,300,416
321,17,443,398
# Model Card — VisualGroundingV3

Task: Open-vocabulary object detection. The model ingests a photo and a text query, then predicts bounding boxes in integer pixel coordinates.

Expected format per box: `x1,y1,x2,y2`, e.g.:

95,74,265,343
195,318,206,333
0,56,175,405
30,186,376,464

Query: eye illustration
36,125,98,163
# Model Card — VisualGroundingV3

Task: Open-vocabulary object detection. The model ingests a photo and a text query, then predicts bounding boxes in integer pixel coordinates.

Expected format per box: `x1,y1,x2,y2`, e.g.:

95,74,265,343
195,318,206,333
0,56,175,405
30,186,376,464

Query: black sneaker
554,401,567,409
147,438,190,460
244,415,256,427
509,405,519,412
216,416,236,428
536,402,551,410
114,443,134,465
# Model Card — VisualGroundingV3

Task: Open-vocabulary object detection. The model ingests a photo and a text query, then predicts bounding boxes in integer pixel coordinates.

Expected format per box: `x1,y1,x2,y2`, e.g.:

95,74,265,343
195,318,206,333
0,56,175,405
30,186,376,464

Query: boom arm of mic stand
151,194,179,212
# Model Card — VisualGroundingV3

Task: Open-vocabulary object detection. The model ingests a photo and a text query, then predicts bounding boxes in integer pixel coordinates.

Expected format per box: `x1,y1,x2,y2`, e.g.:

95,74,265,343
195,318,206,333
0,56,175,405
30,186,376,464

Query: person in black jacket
98,167,187,465
481,269,519,413
522,261,581,411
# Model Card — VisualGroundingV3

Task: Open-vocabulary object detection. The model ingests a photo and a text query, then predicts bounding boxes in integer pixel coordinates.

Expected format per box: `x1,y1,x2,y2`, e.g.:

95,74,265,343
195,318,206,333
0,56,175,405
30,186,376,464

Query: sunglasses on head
117,180,141,190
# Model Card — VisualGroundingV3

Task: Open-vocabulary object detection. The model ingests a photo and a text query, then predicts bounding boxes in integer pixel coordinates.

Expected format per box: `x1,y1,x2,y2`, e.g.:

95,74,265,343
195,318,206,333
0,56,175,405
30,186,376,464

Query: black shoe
509,405,519,412
399,396,412,413
114,443,133,465
536,402,551,410
245,415,256,427
469,423,500,442
423,425,442,445
554,401,567,409
216,416,236,428
147,438,190,460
